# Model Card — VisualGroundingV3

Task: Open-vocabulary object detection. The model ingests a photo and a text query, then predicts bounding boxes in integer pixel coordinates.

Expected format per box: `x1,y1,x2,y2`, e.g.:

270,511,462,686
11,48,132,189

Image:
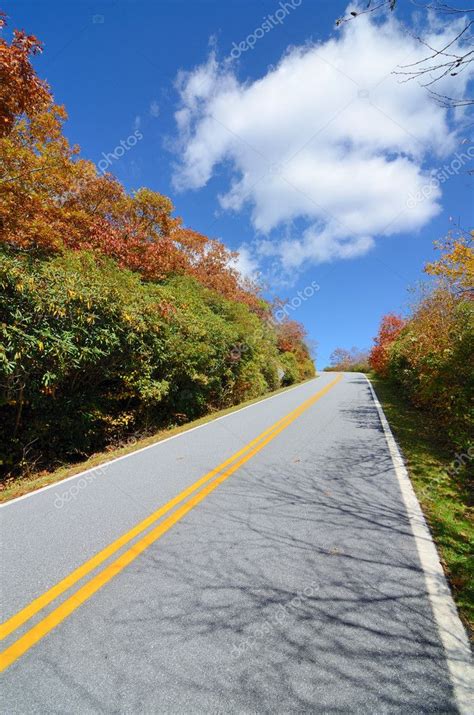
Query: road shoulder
367,374,473,714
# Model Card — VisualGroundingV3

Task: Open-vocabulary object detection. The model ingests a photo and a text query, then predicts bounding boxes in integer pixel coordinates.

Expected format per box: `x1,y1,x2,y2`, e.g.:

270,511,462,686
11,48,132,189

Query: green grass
0,377,317,504
369,374,473,641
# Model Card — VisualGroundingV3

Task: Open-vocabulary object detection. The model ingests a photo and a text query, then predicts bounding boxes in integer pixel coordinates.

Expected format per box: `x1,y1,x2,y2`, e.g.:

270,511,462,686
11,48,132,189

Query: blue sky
6,0,473,367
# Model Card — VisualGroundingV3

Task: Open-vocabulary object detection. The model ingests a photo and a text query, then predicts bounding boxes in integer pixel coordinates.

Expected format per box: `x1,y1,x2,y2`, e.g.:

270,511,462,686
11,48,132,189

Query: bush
369,315,405,376
0,19,315,478
0,248,310,475
369,230,473,453
280,352,300,386
387,290,473,451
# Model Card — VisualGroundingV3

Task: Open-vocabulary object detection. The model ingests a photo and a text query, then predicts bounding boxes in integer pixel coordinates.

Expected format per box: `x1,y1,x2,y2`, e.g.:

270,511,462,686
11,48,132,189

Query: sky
5,0,474,367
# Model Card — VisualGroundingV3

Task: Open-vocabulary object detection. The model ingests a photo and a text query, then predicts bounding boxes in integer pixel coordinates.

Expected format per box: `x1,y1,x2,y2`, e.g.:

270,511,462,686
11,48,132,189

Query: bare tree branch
335,1,474,107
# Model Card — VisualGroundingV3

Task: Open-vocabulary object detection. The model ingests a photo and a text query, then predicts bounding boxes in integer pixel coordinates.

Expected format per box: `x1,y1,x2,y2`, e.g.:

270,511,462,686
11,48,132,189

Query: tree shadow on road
40,375,462,713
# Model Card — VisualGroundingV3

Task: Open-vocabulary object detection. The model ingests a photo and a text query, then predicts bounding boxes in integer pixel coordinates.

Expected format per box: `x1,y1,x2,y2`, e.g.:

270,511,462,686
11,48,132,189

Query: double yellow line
0,374,341,671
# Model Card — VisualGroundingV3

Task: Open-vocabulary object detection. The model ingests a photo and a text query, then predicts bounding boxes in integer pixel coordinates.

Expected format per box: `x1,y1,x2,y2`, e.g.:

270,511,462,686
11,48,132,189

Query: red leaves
369,313,405,375
276,320,306,353
0,16,266,314
0,15,51,137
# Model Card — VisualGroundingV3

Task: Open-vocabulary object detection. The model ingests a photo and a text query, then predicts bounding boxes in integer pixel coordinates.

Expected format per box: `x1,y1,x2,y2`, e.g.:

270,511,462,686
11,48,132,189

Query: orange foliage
425,229,474,292
0,13,50,137
0,16,265,314
275,319,311,362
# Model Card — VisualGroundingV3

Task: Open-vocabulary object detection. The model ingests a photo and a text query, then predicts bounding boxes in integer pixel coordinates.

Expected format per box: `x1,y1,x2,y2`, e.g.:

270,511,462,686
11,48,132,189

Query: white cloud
230,244,260,281
172,6,473,272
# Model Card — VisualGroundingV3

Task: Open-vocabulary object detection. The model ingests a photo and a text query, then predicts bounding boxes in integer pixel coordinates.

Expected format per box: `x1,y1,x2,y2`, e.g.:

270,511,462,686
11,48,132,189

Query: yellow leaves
37,340,44,351
425,232,474,290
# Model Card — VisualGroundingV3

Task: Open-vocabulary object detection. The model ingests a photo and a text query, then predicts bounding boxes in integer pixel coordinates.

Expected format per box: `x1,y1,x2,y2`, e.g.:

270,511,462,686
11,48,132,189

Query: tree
369,233,473,450
0,14,51,137
329,347,353,370
387,287,473,448
0,16,316,476
328,346,370,371
335,1,474,107
425,227,474,293
0,19,264,311
369,314,405,375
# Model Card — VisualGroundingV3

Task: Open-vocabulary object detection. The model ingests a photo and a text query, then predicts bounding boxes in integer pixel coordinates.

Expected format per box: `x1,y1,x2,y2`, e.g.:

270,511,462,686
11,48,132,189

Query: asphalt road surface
1,372,472,713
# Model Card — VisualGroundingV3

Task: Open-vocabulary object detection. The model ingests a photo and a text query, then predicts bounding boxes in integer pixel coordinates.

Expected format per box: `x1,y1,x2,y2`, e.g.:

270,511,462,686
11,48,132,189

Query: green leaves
384,290,473,452
0,248,313,475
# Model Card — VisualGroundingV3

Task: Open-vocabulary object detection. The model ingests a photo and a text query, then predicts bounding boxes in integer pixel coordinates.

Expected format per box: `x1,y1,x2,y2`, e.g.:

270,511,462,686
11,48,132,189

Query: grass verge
0,377,317,504
369,374,473,641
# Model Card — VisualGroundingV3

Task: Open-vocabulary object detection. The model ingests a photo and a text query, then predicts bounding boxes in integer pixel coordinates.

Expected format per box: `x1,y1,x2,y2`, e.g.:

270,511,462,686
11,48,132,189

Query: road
1,372,472,713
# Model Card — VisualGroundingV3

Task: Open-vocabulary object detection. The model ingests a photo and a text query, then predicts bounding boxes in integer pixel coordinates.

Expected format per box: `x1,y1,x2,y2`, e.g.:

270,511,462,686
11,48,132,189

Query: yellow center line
0,374,341,671
0,375,339,642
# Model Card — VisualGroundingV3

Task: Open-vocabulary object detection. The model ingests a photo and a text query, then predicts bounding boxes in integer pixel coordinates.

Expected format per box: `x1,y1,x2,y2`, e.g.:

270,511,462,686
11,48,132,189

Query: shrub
369,229,473,452
280,352,300,386
0,248,311,475
0,18,315,477
387,289,473,450
369,314,405,376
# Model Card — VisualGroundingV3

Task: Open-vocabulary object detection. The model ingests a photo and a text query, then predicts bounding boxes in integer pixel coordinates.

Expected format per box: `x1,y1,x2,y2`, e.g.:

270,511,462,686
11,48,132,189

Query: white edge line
365,375,473,714
1,376,323,508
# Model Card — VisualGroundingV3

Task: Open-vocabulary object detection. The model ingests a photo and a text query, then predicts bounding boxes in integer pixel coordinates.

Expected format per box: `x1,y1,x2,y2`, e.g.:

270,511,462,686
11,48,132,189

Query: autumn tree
425,228,474,293
329,347,370,371
329,348,353,370
369,231,472,448
0,13,50,137
0,15,264,312
0,16,316,476
369,314,405,376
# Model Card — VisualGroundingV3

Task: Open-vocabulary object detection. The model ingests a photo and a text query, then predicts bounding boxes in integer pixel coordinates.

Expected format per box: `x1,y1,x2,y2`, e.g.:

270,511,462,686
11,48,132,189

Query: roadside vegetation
328,231,473,637
369,229,473,453
0,17,314,482
369,231,473,637
0,379,311,503
370,374,473,640
324,346,370,373
327,228,473,454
